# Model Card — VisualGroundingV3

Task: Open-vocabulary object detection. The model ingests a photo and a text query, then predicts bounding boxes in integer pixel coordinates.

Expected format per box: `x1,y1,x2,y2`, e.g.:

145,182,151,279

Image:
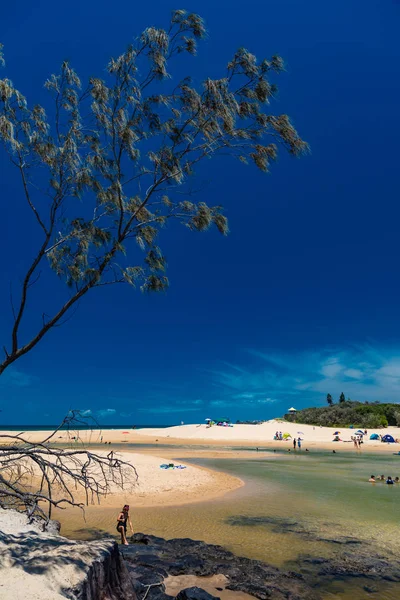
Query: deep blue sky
1,0,400,425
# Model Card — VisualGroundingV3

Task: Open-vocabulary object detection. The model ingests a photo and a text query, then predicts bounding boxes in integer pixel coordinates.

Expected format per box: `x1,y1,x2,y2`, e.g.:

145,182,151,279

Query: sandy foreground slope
0,509,117,600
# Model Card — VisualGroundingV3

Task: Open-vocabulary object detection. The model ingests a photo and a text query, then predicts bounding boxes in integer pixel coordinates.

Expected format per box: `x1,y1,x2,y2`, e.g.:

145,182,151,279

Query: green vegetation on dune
286,401,400,429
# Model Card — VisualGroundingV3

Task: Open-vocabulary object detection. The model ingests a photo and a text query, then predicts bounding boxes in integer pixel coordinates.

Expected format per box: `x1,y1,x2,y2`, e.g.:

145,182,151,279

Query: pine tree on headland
327,393,333,406
0,10,308,377
339,392,346,403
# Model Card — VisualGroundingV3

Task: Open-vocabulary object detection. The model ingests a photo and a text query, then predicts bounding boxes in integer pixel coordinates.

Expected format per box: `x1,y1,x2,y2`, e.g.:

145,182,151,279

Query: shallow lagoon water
58,448,400,599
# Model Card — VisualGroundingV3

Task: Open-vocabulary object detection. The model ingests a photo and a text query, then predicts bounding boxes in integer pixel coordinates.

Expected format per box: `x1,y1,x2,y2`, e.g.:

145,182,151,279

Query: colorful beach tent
370,433,379,440
283,432,292,439
382,435,395,443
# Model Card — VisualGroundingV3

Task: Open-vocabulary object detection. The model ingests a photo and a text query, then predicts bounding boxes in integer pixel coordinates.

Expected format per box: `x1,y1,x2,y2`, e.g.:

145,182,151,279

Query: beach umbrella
205,418,211,421
334,431,340,435
297,431,304,435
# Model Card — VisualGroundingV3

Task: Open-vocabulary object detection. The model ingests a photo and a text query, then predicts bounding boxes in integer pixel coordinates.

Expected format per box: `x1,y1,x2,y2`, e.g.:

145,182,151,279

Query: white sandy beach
91,451,243,507
133,420,400,446
2,420,395,452
2,421,400,464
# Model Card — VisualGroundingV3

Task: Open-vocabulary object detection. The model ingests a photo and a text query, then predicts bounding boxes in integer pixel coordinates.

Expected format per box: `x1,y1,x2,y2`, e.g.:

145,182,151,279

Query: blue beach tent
382,434,395,443
370,433,379,440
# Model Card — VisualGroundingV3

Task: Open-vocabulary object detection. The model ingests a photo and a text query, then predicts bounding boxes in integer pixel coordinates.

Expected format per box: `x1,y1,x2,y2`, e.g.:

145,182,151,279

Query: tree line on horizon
286,399,400,429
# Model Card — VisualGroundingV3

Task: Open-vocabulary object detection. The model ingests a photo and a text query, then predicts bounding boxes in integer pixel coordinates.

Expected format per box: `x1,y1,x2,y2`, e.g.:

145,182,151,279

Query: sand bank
0,445,242,510
91,451,243,508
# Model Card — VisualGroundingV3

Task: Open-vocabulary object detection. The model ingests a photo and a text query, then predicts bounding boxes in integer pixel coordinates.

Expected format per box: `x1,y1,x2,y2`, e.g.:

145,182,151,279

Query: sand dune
132,420,400,450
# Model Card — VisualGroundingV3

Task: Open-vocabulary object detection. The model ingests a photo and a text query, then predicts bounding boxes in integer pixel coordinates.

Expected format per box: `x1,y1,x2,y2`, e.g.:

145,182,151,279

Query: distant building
288,407,297,414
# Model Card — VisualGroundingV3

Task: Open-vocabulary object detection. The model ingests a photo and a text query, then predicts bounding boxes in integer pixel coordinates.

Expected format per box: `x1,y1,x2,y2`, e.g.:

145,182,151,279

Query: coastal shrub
286,401,399,428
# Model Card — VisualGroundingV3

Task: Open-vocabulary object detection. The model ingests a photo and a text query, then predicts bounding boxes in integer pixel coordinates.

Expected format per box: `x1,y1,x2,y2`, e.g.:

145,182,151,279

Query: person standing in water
116,504,133,545
297,437,302,450
293,438,297,450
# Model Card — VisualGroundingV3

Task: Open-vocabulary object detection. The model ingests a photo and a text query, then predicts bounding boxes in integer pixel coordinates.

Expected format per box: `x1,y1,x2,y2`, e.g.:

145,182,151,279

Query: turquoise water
60,448,400,599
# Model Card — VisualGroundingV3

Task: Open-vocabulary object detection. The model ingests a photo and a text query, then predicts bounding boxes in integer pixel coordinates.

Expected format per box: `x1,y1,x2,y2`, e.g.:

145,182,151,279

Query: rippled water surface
56,448,400,599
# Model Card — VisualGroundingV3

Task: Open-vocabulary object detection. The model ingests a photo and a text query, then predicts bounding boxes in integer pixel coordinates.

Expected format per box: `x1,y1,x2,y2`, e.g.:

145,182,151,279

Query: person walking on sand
297,437,301,450
116,504,133,545
293,438,297,450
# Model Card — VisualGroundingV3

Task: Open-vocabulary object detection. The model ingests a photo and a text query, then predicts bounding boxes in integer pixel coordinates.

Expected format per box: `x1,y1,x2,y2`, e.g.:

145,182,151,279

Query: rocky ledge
121,533,319,600
121,533,400,600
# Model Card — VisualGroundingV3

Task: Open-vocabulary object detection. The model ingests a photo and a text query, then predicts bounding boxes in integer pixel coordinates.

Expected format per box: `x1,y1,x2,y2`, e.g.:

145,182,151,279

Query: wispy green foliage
0,10,307,373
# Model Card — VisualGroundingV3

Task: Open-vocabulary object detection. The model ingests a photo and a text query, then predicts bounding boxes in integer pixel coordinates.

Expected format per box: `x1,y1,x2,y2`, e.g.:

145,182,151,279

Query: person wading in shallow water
117,504,133,545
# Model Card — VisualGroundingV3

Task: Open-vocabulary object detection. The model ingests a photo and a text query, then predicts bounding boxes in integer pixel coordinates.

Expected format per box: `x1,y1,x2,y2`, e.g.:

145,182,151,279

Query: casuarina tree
327,394,333,406
339,392,346,403
0,10,307,523
0,9,307,378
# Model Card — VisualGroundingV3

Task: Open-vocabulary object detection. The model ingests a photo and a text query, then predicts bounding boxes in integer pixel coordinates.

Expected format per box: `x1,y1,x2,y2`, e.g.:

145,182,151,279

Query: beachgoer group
274,432,303,449
368,475,400,484
351,435,363,448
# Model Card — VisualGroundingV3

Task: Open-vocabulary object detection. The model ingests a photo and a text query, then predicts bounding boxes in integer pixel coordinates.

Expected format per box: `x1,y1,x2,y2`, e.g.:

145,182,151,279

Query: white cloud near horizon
210,344,400,406
96,408,116,418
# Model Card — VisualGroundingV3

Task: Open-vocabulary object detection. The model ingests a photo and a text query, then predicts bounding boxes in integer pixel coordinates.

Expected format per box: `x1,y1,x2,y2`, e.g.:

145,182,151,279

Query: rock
225,515,362,546
122,534,320,600
296,550,400,584
175,587,220,600
75,540,136,600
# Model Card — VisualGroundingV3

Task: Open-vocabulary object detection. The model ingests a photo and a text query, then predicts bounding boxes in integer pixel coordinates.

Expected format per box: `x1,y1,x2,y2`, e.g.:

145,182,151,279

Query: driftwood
0,411,137,525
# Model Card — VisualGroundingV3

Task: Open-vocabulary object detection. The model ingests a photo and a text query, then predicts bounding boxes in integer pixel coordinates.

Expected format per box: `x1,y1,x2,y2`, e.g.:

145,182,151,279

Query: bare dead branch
0,411,138,526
